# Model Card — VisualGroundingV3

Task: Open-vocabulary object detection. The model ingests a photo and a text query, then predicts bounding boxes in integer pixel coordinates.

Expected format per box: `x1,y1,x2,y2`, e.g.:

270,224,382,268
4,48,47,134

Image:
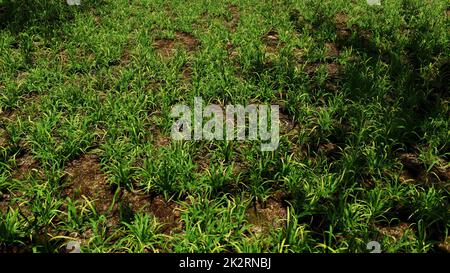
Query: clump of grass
139,143,196,199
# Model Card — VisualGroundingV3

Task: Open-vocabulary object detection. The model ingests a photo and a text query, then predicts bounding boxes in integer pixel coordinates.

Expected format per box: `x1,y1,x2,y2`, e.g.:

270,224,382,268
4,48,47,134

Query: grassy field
0,0,449,253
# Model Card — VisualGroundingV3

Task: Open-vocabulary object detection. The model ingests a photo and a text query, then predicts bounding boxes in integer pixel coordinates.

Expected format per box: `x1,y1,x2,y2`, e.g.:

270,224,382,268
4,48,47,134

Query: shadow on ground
0,0,106,37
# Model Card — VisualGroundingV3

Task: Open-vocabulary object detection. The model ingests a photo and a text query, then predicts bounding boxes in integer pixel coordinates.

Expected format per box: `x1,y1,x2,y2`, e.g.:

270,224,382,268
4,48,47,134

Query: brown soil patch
63,153,181,233
0,192,11,214
149,125,171,148
120,48,132,66
399,152,422,173
12,153,39,180
146,195,181,234
0,108,15,122
318,142,340,157
154,32,199,58
263,29,279,46
193,146,212,173
225,4,240,32
359,29,372,40
63,154,114,214
247,198,287,235
304,61,341,79
154,133,171,147
325,43,340,58
303,62,322,76
335,12,350,39
118,192,182,234
175,32,199,52
432,157,450,182
398,152,449,184
154,38,176,58
94,15,102,26
377,222,412,240
437,237,450,253
226,41,239,60
398,152,431,184
335,12,348,28
279,111,296,134
327,62,341,79
0,128,7,147
263,29,280,54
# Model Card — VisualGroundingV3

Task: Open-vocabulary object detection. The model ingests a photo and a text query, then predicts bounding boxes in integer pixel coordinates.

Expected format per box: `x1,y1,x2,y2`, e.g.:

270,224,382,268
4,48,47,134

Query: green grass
0,0,449,253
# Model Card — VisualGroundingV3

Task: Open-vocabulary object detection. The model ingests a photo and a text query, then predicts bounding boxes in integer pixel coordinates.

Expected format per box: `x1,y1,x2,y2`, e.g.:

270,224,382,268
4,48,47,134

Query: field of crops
0,0,449,253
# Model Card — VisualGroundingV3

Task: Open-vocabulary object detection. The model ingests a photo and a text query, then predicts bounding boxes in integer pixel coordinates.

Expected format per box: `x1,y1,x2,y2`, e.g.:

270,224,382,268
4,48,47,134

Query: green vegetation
0,0,449,253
